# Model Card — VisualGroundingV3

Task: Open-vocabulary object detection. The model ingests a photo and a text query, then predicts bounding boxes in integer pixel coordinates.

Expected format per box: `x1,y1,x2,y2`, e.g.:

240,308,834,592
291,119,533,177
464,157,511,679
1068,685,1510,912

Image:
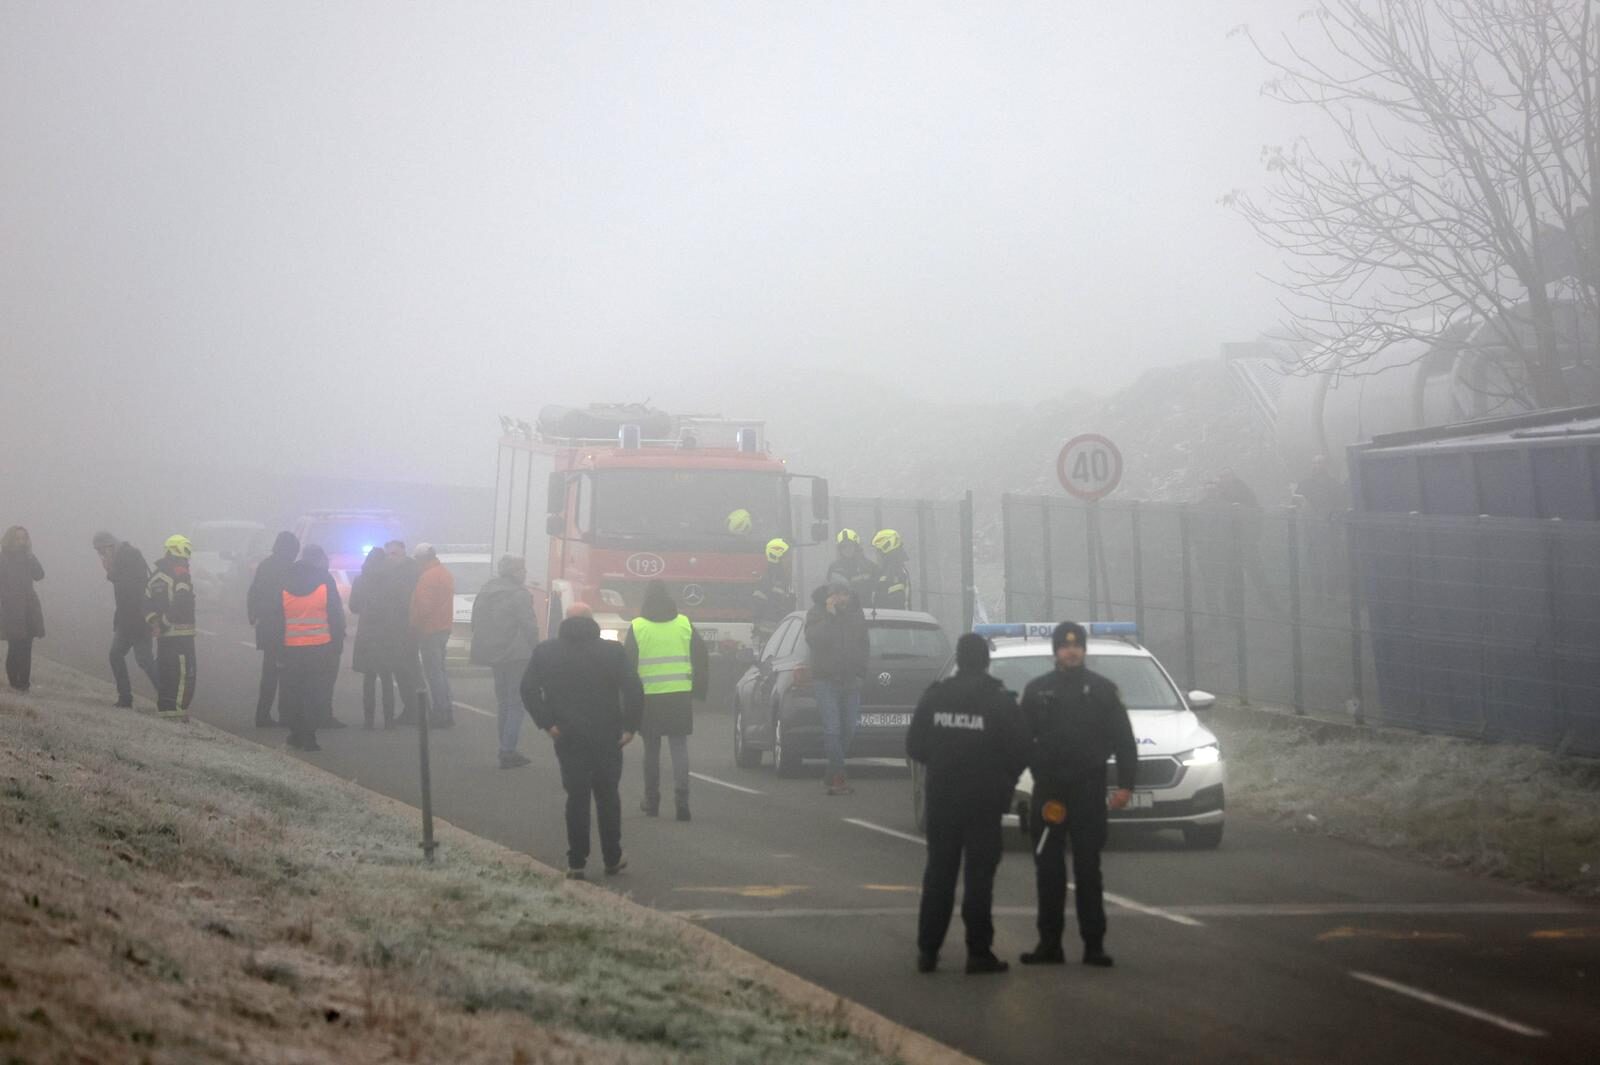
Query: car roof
781,607,943,627
988,637,1151,659
439,553,490,564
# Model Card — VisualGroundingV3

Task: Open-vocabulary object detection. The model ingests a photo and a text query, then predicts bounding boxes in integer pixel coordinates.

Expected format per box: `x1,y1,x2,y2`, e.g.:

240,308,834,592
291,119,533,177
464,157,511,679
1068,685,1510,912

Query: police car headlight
1181,744,1221,766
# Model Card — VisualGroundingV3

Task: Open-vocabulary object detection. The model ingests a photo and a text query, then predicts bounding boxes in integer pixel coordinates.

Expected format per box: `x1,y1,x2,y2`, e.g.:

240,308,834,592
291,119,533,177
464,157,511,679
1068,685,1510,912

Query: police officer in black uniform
907,633,1031,974
1019,621,1137,968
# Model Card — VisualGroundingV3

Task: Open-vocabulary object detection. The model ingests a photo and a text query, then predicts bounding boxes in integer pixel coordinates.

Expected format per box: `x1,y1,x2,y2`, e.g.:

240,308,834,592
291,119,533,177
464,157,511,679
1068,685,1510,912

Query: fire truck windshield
590,469,786,549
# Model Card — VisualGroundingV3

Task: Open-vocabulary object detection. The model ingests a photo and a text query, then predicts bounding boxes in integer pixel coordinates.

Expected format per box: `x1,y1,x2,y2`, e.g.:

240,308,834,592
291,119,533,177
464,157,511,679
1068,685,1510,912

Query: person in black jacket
470,555,540,768
1018,621,1137,968
522,603,644,880
379,540,426,725
94,531,157,707
349,547,396,730
246,531,299,727
907,633,1031,975
804,581,870,795
0,526,44,692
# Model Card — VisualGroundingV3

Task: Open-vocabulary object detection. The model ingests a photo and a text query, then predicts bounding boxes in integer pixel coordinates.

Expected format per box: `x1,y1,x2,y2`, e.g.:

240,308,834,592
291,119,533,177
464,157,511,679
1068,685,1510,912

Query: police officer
1019,621,1137,968
907,633,1030,974
870,529,911,609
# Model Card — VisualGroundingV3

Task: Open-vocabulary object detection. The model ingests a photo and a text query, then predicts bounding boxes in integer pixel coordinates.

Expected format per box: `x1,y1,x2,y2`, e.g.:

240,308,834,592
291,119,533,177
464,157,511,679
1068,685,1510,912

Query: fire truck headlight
600,628,622,642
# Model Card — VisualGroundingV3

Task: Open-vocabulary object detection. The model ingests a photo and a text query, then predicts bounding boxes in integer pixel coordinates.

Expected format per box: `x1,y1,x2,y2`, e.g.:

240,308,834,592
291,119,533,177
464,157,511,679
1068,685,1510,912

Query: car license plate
1113,790,1156,810
859,713,910,728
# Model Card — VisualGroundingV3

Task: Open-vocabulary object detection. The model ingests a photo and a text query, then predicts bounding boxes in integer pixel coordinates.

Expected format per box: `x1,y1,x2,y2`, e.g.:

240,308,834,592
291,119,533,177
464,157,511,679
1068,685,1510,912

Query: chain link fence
1000,495,1600,756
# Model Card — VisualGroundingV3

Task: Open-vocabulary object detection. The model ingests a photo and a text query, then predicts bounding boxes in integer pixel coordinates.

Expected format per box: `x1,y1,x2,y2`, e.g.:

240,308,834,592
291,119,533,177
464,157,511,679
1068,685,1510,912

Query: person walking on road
624,580,708,821
349,547,396,729
522,602,643,881
93,531,157,707
378,540,425,725
144,535,198,721
871,529,911,609
0,526,45,693
470,554,540,768
1018,621,1137,968
825,529,878,604
277,543,346,752
408,542,455,727
907,633,1031,975
246,531,299,727
805,580,870,795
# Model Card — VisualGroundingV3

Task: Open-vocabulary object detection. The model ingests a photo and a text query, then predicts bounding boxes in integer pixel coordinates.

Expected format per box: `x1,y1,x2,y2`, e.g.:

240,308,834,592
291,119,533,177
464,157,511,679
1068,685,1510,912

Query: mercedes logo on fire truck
681,584,705,607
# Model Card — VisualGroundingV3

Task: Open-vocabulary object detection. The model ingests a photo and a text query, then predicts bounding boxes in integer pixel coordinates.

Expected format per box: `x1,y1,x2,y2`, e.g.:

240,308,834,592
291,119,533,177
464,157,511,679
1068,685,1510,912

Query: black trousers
255,643,282,723
155,636,197,716
279,644,332,746
917,797,1005,956
6,638,34,690
1031,777,1109,947
109,628,157,702
555,734,623,870
361,669,396,723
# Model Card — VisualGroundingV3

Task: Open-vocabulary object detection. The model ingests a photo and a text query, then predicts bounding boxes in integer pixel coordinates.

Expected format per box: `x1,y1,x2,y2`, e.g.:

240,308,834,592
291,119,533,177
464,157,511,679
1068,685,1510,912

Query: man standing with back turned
1019,621,1137,968
94,531,157,708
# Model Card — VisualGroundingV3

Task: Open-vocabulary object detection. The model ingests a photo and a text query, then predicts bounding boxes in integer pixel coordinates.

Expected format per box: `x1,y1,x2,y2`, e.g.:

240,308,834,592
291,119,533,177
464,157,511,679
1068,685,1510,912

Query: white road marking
1184,902,1587,918
453,701,496,720
689,772,763,795
841,817,1203,927
238,640,257,649
1349,971,1547,1038
196,628,218,637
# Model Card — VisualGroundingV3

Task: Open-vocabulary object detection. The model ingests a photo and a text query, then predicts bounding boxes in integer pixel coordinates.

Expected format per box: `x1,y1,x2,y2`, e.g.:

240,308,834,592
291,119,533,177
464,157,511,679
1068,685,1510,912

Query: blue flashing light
972,621,1139,641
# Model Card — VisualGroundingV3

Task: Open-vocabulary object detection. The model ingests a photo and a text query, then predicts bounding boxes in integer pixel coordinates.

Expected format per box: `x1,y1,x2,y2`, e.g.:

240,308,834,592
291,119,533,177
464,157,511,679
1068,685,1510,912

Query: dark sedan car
732,607,950,776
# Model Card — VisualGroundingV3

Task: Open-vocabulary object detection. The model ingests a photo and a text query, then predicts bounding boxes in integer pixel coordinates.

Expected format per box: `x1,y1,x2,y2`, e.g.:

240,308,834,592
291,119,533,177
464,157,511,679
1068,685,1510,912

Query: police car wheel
733,703,762,769
773,716,803,778
1182,823,1224,849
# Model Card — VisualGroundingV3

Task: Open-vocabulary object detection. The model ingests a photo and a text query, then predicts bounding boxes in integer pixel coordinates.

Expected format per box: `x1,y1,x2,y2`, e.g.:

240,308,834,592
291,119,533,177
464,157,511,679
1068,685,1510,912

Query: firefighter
907,633,1030,974
1019,621,1137,968
752,537,796,644
624,580,709,821
144,535,198,722
278,543,346,752
825,529,878,603
871,529,911,609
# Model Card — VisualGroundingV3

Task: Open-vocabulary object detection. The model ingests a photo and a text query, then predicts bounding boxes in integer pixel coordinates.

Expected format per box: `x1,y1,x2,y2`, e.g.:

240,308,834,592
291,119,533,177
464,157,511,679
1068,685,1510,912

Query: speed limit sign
1057,434,1123,501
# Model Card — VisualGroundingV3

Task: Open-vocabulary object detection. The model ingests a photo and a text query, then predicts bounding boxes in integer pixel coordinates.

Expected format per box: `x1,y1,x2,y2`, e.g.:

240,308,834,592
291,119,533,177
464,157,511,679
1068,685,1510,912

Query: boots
1082,939,1115,968
825,772,854,796
640,796,660,817
675,789,690,822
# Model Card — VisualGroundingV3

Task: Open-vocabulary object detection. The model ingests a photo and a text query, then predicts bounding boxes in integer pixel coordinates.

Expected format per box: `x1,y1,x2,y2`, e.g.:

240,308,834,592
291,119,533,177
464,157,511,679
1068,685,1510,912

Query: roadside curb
37,655,982,1065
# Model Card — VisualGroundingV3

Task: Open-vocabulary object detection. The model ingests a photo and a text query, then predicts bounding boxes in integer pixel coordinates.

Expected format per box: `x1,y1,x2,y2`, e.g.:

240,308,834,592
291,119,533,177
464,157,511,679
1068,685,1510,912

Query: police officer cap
1052,621,1087,651
955,633,990,671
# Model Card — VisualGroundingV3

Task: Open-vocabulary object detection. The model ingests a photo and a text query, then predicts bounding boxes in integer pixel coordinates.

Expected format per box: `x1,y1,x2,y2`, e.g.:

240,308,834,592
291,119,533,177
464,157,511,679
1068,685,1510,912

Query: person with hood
408,542,455,727
470,554,540,768
0,526,45,693
804,579,870,795
246,531,300,727
378,540,426,725
348,546,396,729
825,529,878,604
907,633,1031,975
93,531,156,707
277,543,346,752
623,580,709,821
145,535,198,721
1018,621,1137,969
871,529,912,609
522,602,644,880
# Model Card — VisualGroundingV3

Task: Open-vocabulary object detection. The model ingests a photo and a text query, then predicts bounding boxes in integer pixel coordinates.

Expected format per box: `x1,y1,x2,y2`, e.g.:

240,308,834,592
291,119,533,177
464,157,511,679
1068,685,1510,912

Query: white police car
912,622,1225,849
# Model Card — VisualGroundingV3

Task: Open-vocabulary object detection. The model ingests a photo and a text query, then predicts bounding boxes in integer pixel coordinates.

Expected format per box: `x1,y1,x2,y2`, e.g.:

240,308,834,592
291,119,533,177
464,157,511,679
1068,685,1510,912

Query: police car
911,622,1226,849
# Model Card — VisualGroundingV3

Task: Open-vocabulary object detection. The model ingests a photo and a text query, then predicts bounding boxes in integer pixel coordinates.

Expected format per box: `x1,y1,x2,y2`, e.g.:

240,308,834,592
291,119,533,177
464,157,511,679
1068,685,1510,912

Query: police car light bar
972,622,1138,640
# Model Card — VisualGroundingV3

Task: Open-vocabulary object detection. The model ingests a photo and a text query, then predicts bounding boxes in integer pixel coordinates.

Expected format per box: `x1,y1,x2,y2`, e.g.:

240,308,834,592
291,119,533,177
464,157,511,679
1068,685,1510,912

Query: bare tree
1227,0,1598,407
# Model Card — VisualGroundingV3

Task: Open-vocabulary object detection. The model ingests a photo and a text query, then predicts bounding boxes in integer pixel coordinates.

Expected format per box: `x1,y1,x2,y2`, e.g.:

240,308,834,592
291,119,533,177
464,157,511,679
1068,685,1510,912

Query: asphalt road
37,571,1600,1065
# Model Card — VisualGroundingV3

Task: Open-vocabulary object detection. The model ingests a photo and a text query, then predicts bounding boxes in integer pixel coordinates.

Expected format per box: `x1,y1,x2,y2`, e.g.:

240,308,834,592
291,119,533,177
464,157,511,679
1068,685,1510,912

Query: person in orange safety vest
277,544,346,752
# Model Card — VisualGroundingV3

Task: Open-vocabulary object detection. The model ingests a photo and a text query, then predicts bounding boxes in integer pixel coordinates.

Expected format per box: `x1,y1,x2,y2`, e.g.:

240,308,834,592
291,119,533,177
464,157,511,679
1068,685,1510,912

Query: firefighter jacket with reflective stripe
630,614,694,695
283,584,332,647
144,555,197,637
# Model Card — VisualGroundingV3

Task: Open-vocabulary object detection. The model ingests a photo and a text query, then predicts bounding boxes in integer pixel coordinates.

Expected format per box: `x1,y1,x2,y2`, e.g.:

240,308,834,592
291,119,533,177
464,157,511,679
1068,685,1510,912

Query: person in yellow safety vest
624,580,709,821
277,543,346,752
145,534,198,721
752,537,797,643
871,529,912,609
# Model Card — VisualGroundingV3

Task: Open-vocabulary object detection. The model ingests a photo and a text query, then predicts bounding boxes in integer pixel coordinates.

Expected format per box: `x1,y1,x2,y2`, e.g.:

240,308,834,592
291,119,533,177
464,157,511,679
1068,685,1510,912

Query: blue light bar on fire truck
972,622,1139,641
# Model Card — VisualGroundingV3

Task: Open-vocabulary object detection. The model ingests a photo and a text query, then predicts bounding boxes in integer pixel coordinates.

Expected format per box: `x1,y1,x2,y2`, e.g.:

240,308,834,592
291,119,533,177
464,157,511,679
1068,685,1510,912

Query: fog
2,0,1304,503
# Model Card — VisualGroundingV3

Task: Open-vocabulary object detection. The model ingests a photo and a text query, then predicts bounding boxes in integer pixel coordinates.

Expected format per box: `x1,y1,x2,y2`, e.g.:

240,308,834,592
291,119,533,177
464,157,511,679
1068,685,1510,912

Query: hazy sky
1,1,1304,485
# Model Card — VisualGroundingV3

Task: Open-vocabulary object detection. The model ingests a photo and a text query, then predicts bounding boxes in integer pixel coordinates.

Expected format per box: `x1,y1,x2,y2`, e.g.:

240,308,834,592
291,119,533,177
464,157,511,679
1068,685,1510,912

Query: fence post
960,490,976,632
1131,502,1145,638
1474,515,1490,738
1179,503,1197,690
1230,504,1248,705
1345,511,1364,724
1287,507,1305,715
416,688,438,862
914,499,932,612
1543,518,1570,749
1041,499,1054,620
1087,503,1100,620
491,439,506,556
1002,493,1016,622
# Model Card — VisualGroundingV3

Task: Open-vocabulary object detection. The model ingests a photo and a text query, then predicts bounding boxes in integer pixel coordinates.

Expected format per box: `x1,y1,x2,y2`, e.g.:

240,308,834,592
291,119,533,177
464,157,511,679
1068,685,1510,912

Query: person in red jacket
408,543,455,727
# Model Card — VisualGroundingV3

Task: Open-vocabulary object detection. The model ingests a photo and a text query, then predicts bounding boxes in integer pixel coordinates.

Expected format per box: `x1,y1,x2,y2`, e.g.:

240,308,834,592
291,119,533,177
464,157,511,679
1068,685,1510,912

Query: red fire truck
491,405,830,657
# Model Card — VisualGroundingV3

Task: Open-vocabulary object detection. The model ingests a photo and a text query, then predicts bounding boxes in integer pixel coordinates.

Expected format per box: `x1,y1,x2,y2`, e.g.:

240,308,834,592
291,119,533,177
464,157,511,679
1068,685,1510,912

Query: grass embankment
0,661,893,1064
1213,704,1600,897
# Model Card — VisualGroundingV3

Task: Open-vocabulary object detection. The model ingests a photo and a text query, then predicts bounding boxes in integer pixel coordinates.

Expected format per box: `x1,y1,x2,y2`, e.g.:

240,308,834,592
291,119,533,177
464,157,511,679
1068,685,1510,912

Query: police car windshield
445,561,493,596
591,470,786,549
988,654,1185,710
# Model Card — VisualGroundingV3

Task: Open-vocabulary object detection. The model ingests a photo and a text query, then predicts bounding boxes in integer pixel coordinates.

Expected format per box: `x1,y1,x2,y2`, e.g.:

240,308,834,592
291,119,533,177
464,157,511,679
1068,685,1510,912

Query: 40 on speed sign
1056,434,1123,501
